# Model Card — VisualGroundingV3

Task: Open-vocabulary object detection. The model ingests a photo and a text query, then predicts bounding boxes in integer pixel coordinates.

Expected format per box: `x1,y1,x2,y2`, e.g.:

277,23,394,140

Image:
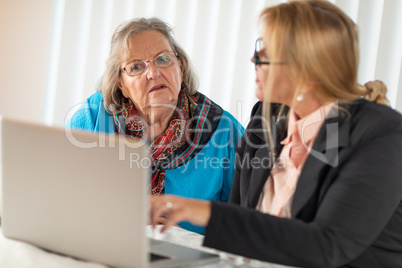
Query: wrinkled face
118,30,183,115
253,31,295,106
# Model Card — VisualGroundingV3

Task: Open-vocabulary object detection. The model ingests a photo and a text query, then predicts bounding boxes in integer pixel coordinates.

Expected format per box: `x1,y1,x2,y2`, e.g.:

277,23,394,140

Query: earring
296,94,304,102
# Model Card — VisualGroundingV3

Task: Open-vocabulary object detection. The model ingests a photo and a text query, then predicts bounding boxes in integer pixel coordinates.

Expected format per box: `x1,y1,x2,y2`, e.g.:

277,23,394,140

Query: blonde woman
150,1,402,267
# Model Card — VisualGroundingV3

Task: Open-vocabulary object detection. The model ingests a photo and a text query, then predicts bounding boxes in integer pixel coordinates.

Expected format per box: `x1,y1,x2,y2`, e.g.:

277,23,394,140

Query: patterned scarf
113,91,199,195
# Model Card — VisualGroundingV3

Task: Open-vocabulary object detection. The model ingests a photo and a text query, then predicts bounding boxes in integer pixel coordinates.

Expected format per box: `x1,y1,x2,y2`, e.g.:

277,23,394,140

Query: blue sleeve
64,92,114,134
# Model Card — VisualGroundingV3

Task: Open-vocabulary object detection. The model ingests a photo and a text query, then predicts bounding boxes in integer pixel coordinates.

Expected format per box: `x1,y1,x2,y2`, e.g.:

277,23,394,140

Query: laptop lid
0,117,150,267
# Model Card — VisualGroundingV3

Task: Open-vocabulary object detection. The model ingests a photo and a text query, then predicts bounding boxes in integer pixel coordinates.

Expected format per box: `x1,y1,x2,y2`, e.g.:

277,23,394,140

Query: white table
0,225,296,268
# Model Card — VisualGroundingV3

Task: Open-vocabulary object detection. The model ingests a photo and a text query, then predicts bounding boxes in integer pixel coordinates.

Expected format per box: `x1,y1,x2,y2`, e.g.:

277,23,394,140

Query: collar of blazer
244,103,289,207
245,100,361,218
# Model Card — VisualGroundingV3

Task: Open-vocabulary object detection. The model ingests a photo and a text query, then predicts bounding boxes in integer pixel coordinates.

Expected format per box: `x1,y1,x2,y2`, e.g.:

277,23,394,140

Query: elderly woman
65,18,244,234
151,1,402,267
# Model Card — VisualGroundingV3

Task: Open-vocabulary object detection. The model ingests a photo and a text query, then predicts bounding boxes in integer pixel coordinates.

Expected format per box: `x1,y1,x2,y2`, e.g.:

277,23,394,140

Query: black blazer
203,100,402,268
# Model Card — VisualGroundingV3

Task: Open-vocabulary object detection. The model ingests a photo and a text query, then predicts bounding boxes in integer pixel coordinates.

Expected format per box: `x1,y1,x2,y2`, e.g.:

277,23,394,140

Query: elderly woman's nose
146,62,161,79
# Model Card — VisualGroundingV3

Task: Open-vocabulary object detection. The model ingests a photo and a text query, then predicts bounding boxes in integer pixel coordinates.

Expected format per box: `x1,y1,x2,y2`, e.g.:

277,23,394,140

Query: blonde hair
99,18,199,113
259,0,389,157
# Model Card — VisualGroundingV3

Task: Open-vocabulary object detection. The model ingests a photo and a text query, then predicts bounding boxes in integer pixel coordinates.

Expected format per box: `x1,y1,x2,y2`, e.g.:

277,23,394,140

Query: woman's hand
150,194,212,233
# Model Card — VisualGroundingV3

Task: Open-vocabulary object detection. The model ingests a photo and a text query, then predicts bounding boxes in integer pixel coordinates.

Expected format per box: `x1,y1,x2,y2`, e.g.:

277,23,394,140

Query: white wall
0,0,401,128
0,0,53,124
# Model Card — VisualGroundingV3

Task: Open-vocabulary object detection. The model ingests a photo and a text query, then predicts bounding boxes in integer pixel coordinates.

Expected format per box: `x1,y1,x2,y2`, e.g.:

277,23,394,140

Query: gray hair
99,17,199,113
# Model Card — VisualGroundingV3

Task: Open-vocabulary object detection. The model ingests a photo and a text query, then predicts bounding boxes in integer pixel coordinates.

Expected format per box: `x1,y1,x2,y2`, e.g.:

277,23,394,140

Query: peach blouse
257,104,333,218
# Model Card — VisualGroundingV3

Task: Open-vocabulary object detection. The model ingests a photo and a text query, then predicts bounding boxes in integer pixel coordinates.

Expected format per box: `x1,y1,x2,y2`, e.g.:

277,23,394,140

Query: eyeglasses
122,51,179,77
253,38,287,70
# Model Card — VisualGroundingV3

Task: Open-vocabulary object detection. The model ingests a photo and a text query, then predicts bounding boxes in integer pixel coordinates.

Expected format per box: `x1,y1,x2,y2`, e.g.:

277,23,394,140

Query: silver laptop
0,116,219,268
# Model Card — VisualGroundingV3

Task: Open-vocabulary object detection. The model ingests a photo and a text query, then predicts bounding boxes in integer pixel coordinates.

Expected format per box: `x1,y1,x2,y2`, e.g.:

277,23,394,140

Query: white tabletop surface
0,225,296,268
